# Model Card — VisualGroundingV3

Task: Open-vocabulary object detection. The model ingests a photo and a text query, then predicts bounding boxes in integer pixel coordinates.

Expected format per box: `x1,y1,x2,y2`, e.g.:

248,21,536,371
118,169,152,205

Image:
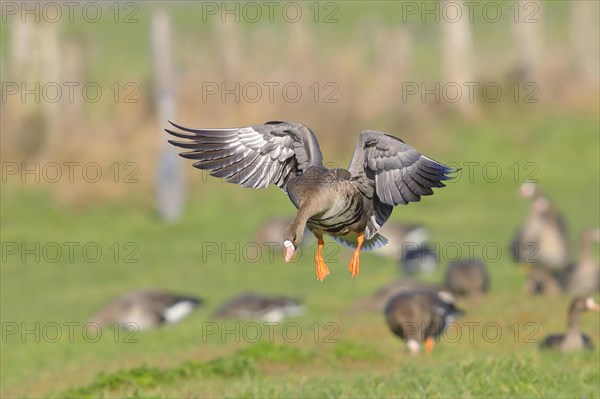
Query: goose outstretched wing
166,121,323,192
348,130,455,238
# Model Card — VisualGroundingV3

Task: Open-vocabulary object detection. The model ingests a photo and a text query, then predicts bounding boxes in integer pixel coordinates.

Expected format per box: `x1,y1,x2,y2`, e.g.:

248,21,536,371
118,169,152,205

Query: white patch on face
520,182,536,198
407,339,420,355
283,240,294,248
586,297,600,311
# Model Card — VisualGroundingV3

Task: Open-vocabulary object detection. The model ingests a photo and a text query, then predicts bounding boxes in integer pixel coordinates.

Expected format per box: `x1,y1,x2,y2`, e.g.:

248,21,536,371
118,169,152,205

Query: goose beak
283,240,295,263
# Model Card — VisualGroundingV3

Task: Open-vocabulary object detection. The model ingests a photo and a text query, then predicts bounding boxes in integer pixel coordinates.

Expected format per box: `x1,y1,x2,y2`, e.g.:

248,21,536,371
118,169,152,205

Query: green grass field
1,111,599,398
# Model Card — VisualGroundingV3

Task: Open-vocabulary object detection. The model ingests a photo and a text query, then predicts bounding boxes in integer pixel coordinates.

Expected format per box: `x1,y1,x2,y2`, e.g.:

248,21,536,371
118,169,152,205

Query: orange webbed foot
315,255,330,282
347,251,360,278
315,237,330,282
347,233,364,278
425,337,435,354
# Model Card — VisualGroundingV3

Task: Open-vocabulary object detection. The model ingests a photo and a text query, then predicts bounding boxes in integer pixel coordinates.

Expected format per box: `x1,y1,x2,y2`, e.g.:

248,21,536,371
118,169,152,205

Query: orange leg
315,238,330,282
424,337,435,354
347,233,364,278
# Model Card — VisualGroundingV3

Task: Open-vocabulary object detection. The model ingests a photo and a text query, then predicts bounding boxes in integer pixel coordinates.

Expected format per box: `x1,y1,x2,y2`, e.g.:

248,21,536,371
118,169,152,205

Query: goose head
571,296,600,314
283,223,304,262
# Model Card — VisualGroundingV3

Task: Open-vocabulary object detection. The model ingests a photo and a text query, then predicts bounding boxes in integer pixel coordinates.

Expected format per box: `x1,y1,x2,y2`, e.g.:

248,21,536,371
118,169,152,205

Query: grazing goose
213,293,305,322
89,290,202,331
167,121,454,281
559,229,600,296
539,296,599,352
384,290,463,355
348,279,442,314
510,182,570,270
444,259,490,297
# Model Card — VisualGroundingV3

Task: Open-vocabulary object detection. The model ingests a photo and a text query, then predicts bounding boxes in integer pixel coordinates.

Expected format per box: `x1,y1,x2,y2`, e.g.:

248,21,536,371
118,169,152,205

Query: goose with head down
167,121,455,281
384,290,463,355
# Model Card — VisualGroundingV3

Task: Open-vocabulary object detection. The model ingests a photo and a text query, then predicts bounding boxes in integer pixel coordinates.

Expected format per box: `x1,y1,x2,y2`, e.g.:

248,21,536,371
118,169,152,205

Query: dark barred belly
307,192,365,236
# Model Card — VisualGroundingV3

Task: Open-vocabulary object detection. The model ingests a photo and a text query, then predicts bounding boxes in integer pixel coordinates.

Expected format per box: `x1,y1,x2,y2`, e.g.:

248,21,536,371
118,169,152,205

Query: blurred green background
1,1,599,397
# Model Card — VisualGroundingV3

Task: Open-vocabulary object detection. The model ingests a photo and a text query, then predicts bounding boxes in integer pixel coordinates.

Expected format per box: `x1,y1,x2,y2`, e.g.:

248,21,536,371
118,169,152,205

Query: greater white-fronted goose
559,229,600,296
444,259,490,297
213,292,304,322
400,243,438,275
89,290,202,331
347,278,442,314
384,290,463,355
539,296,599,352
510,182,570,270
167,121,454,281
371,223,430,260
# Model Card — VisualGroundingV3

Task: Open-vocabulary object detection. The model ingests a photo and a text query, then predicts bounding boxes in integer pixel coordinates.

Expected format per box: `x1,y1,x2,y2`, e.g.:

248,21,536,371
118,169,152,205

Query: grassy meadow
1,1,599,398
2,111,599,398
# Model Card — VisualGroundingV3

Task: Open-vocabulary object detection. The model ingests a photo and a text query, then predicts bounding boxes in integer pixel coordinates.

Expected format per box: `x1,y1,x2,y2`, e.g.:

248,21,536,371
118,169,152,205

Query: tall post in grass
8,20,60,157
511,0,543,83
151,10,186,222
440,0,478,118
570,1,599,87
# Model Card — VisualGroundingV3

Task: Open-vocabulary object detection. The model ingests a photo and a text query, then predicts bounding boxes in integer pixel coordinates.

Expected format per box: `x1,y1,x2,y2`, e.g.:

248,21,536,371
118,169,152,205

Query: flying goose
167,121,454,281
213,292,305,322
539,296,599,352
444,259,490,297
510,182,570,270
384,290,463,355
558,228,600,296
89,290,202,331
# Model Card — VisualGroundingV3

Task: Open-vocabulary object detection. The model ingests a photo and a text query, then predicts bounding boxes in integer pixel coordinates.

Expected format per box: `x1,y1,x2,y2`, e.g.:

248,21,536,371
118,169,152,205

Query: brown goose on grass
539,296,599,352
167,121,454,281
384,290,463,355
510,182,570,270
89,290,202,331
444,259,490,297
559,229,600,296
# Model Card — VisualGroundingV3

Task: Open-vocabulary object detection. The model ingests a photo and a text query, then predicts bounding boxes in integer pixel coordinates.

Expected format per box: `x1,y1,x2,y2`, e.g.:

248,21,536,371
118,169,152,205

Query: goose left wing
166,121,323,192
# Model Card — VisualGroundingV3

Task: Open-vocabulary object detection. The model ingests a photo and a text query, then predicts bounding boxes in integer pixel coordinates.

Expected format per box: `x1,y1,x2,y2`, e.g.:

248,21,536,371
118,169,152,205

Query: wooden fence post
570,1,599,86
440,0,478,118
151,10,186,222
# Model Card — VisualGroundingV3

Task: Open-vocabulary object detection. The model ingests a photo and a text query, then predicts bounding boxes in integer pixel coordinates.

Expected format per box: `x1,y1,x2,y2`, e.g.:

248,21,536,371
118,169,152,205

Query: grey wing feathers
349,130,455,238
166,121,323,192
